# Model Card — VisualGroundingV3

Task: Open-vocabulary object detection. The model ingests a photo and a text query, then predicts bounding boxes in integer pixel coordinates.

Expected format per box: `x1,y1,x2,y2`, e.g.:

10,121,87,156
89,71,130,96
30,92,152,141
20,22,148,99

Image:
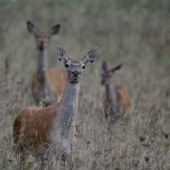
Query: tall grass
0,0,170,169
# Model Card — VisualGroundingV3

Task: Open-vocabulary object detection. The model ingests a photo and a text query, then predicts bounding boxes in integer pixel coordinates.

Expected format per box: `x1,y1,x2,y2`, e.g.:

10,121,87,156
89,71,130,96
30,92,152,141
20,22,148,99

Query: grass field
0,0,170,169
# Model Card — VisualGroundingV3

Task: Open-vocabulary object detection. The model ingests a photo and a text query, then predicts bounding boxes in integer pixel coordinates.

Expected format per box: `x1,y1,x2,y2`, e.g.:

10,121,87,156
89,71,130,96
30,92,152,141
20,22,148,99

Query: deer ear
102,61,108,71
48,24,60,37
57,45,69,64
27,21,37,35
111,63,123,73
82,47,98,66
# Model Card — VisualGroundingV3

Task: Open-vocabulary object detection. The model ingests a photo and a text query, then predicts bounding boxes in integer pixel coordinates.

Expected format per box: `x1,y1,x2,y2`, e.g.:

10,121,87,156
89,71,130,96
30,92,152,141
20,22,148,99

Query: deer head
27,21,60,50
57,45,98,83
101,61,123,85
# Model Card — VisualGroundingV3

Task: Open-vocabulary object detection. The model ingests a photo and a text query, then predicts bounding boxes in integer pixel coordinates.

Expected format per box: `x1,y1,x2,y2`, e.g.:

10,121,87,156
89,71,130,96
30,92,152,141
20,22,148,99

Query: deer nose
72,71,79,77
40,41,44,47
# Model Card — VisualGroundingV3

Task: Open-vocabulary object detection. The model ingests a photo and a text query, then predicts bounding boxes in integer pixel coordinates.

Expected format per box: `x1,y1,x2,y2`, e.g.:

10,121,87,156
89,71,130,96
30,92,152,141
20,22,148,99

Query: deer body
13,46,97,169
13,79,78,159
27,21,66,105
101,62,131,121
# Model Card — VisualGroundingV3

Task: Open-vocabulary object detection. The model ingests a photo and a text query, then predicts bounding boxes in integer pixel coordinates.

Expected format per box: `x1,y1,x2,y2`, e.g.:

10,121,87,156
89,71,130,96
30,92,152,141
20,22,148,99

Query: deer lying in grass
27,21,66,106
101,61,131,122
13,45,98,169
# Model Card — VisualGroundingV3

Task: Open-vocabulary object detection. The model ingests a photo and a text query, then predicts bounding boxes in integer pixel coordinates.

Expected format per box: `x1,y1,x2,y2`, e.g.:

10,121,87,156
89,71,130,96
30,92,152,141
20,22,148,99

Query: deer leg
64,152,72,170
38,147,49,170
16,145,26,170
39,155,47,170
63,140,75,170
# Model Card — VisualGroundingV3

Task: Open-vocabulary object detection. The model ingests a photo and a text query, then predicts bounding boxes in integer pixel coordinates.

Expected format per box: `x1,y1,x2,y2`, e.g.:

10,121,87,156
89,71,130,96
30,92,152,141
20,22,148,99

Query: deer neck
56,77,80,136
36,49,51,87
105,83,119,118
105,83,114,103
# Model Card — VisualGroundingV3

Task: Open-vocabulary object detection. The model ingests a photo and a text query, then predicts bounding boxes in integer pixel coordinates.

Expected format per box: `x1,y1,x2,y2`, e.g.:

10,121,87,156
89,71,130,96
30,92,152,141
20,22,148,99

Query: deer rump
13,105,60,155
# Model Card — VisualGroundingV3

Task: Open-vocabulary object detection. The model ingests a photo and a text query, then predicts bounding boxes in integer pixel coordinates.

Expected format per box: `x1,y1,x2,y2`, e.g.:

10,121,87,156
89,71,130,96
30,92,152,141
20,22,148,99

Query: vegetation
0,0,170,169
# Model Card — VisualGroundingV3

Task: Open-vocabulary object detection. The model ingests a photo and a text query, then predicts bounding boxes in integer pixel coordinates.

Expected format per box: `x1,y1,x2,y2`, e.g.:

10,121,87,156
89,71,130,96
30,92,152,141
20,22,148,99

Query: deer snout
40,41,44,47
72,71,79,78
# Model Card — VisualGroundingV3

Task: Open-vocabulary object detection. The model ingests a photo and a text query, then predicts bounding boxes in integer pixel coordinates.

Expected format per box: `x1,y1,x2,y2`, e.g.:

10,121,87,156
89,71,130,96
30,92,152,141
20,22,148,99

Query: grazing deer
27,21,66,106
13,46,98,169
101,61,131,121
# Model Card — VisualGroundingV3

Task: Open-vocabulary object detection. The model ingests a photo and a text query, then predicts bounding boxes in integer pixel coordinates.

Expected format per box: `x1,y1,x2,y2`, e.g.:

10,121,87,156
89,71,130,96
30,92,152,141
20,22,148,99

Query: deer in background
101,61,131,122
27,21,66,106
13,45,98,169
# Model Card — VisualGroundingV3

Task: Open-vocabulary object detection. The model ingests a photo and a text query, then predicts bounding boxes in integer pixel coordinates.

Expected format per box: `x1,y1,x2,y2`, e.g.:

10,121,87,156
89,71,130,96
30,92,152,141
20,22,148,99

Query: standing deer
27,21,66,106
101,61,131,122
13,46,98,169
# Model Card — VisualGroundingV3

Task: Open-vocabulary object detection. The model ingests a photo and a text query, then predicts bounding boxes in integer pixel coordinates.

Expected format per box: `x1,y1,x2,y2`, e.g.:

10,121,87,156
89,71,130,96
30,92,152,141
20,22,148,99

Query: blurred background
0,0,170,169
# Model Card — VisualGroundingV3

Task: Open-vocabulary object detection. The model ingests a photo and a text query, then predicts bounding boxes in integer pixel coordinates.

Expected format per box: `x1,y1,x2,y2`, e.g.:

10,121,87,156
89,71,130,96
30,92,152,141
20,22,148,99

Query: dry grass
0,0,170,169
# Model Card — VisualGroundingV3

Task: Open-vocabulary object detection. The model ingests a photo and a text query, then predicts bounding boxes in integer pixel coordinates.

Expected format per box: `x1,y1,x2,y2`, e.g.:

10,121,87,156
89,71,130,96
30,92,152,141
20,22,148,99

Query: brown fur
31,69,66,99
102,85,131,116
115,85,131,115
69,59,81,63
13,105,60,153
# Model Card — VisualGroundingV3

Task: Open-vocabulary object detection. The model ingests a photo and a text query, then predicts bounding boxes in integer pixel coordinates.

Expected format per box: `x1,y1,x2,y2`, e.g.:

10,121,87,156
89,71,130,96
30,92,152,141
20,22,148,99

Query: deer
101,61,131,122
27,21,67,106
13,45,98,169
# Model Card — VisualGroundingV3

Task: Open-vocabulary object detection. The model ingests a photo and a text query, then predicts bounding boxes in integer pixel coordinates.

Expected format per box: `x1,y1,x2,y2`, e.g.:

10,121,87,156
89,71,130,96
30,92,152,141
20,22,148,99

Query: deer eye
65,64,69,68
82,65,86,69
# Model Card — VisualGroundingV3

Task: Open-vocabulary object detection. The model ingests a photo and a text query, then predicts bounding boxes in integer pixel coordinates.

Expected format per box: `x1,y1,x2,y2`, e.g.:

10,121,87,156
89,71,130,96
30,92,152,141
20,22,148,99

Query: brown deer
27,21,66,106
101,61,131,122
13,45,98,169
